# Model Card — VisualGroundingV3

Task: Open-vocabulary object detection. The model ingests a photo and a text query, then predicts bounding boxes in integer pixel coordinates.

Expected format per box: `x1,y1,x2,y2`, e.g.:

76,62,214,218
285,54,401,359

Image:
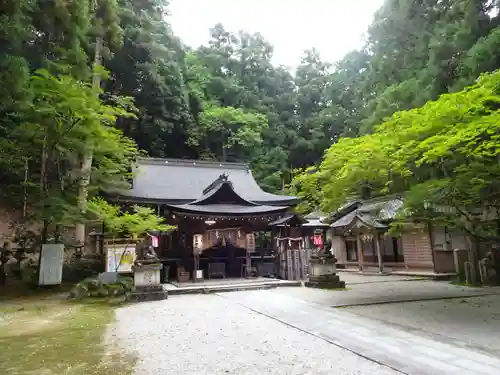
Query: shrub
68,275,133,300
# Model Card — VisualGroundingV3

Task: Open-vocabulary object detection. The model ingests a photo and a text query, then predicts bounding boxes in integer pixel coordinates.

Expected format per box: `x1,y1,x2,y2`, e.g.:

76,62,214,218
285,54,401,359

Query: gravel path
109,294,400,375
345,294,500,353
271,279,497,307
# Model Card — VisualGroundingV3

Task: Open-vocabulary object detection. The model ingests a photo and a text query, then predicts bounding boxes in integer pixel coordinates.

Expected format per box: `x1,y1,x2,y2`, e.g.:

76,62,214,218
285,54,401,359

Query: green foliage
298,70,500,238
69,275,134,300
87,198,175,236
5,0,500,222
189,104,268,160
286,167,324,214
0,67,139,227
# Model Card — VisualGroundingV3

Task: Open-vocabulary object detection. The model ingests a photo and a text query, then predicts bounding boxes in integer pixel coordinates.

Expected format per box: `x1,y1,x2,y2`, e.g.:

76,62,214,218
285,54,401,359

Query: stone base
133,263,162,289
128,285,168,302
192,269,204,282
305,274,346,289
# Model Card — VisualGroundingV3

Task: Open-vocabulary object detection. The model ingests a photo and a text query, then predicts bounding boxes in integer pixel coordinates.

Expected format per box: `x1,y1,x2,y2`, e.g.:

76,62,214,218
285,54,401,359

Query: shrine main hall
113,157,300,281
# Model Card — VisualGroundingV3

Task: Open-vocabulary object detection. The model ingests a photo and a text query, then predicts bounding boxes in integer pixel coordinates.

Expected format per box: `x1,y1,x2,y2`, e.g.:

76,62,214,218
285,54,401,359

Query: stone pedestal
305,256,345,289
130,263,168,302
192,269,204,282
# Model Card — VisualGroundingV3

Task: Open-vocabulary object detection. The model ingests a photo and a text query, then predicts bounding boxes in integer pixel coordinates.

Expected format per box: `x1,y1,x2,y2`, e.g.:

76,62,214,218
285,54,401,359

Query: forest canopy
2,0,500,232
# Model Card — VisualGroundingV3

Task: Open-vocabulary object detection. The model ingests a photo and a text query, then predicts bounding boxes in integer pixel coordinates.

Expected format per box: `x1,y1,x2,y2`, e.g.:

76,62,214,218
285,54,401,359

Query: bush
68,275,133,300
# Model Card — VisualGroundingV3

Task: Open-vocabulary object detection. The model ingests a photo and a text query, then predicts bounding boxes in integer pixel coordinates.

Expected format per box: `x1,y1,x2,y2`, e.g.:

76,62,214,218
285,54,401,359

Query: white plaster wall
450,229,468,250
432,226,468,250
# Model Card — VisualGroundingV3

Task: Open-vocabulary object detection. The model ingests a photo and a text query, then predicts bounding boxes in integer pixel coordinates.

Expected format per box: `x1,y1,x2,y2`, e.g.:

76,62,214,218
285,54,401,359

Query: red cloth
313,234,323,246
148,234,159,248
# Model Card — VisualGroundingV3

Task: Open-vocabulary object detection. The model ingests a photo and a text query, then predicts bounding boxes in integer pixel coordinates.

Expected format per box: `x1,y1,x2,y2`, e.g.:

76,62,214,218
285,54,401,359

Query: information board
106,245,135,273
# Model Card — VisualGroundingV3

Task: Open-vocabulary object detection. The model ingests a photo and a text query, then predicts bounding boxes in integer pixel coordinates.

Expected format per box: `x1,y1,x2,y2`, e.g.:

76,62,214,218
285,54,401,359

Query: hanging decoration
172,213,286,221
276,237,303,243
193,234,203,250
313,234,323,247
361,233,374,242
246,233,255,252
147,233,159,248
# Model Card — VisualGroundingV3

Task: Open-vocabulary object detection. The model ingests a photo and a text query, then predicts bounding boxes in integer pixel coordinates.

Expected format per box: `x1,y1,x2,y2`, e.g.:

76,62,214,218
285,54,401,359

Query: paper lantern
246,233,255,252
193,234,203,250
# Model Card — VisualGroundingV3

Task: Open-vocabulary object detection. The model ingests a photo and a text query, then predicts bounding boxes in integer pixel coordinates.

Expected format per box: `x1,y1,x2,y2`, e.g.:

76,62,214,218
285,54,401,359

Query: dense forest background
2,0,500,224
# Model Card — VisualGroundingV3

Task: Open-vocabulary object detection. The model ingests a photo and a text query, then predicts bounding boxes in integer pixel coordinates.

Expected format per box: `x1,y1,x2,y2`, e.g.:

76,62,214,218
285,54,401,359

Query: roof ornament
202,172,231,195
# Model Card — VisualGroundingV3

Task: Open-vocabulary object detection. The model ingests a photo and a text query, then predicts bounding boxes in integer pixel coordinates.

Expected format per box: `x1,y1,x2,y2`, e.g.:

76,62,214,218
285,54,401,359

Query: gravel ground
272,279,498,307
108,294,400,375
345,294,500,353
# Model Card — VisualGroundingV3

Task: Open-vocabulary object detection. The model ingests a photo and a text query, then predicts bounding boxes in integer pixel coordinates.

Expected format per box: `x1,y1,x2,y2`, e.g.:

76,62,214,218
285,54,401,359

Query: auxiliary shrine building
114,157,299,281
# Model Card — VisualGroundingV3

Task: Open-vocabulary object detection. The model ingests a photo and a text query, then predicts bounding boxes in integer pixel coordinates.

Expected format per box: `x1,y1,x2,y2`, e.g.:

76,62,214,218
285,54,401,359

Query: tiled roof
304,211,325,220
302,211,330,227
268,214,305,226
117,158,298,206
302,218,330,227
330,198,404,229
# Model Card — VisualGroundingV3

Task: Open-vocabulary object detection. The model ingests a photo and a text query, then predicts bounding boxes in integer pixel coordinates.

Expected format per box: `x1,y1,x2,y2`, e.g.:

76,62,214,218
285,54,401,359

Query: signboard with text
106,245,135,273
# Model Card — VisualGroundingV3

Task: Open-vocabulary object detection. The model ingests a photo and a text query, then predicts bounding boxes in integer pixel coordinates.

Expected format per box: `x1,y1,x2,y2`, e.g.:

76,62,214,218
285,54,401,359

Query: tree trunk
75,36,103,246
221,143,227,162
23,158,28,218
36,220,49,286
40,135,47,194
466,234,481,285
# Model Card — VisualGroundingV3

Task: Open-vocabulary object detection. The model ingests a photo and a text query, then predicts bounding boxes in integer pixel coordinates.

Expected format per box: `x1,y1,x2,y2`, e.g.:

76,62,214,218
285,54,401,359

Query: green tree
296,71,500,281
75,0,124,245
0,68,138,241
189,105,268,162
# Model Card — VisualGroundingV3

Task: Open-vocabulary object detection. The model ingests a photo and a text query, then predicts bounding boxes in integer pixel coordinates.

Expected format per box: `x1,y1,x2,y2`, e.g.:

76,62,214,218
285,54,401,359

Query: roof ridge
137,157,250,170
360,194,403,205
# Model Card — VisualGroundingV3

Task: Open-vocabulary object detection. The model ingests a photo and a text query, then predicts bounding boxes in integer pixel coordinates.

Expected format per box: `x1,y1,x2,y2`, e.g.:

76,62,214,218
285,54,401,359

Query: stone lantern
129,240,167,301
305,245,345,289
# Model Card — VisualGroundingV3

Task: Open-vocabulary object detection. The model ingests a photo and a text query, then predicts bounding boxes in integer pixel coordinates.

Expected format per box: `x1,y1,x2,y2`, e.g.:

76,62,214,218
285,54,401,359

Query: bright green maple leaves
293,70,500,236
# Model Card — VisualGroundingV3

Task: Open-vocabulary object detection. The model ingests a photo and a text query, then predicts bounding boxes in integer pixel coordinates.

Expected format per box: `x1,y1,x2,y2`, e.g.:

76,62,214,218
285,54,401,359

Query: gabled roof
268,212,330,228
330,197,404,230
190,173,257,206
116,158,298,206
304,211,324,220
268,214,307,227
167,172,289,216
302,211,330,227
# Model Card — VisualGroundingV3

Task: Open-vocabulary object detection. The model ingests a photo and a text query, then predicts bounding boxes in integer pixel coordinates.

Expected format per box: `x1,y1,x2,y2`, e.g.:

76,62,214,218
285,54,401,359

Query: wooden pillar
356,232,364,271
245,250,251,278
245,230,257,278
375,232,384,273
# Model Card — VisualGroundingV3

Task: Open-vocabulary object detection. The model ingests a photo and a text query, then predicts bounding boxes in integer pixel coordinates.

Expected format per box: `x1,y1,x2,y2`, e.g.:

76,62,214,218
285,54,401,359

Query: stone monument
129,239,168,301
305,242,345,289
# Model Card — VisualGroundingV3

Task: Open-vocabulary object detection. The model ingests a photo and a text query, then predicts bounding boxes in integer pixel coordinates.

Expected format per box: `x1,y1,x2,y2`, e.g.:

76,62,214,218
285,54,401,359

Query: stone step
128,289,168,302
305,280,346,289
167,281,302,295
